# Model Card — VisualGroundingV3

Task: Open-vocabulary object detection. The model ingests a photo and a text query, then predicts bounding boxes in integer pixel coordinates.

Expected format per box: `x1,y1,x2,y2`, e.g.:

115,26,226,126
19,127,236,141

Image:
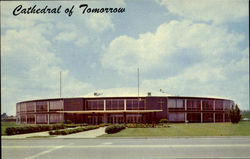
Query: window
187,113,201,122
223,101,231,110
187,100,201,110
27,115,35,124
50,100,63,110
106,99,124,110
86,100,104,110
50,114,64,123
168,99,184,108
168,113,185,121
202,100,214,110
36,101,47,112
20,103,26,112
36,114,47,123
215,100,223,110
215,113,223,122
187,113,201,123
126,99,145,110
26,102,35,112
203,113,213,122
16,104,20,113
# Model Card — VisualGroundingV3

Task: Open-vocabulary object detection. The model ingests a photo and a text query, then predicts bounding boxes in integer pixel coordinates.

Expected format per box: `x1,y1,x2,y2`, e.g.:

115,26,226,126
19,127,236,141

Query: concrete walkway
1,131,50,139
56,127,106,138
2,127,106,139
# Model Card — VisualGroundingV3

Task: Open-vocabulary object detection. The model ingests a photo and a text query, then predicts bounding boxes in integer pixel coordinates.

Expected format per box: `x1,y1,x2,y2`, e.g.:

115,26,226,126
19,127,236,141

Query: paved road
2,137,250,159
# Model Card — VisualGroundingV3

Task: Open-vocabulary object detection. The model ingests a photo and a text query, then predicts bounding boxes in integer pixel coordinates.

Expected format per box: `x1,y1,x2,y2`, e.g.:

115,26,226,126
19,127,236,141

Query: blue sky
1,0,249,115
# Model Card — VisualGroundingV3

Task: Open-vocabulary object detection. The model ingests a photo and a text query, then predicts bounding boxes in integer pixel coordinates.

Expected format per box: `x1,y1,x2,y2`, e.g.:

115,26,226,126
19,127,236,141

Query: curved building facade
16,96,234,124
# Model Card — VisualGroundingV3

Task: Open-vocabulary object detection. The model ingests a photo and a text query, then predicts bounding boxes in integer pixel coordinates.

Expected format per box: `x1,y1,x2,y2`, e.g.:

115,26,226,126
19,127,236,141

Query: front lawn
100,122,250,137
1,122,20,135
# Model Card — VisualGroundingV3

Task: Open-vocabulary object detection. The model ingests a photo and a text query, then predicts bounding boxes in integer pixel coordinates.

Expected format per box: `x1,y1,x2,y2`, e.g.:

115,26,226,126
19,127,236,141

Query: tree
229,104,241,123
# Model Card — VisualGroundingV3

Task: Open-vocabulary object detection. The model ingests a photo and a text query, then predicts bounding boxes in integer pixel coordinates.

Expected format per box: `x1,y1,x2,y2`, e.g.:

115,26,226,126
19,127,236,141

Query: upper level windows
36,101,47,112
202,100,214,110
168,99,184,108
106,99,124,110
126,99,145,110
86,100,104,110
187,100,201,110
49,100,63,110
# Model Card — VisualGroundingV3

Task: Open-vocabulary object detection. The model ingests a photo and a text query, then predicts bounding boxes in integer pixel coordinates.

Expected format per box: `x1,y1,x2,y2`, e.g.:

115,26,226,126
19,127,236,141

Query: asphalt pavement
2,137,250,159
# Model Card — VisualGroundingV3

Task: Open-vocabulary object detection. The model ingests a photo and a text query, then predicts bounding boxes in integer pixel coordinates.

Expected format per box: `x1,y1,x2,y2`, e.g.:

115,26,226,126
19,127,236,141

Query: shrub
159,119,168,124
105,124,126,134
5,124,66,135
126,123,153,128
49,125,99,135
65,120,72,124
99,123,111,127
229,104,241,124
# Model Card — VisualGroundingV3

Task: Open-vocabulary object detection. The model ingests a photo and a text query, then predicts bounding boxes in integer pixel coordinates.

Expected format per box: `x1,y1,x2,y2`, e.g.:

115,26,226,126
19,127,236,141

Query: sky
1,0,249,115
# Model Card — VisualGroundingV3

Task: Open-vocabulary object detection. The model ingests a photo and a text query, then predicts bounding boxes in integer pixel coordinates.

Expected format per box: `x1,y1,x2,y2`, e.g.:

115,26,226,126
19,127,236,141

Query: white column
104,100,106,111
185,99,187,111
124,99,126,111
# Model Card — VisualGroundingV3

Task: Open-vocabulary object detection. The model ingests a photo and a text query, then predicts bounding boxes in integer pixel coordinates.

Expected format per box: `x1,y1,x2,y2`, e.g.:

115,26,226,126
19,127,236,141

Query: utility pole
60,71,61,97
138,68,139,98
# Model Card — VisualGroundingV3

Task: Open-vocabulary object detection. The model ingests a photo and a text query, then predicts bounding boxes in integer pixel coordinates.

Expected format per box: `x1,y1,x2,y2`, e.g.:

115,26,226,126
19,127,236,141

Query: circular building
16,96,234,124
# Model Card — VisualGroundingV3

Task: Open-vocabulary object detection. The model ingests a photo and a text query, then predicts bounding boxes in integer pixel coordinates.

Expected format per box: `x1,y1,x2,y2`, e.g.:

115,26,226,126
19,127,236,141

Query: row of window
17,99,232,113
168,112,230,122
17,100,64,113
17,114,64,124
168,99,232,110
86,99,145,110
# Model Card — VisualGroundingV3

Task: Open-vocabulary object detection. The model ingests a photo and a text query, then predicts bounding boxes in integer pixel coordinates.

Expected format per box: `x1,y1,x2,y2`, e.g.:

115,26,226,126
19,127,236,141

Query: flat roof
17,95,234,104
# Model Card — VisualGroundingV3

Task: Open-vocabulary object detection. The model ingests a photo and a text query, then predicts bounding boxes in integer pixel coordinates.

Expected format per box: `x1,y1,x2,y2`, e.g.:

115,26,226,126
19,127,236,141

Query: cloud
101,19,248,109
156,0,248,24
1,3,95,115
84,14,114,32
102,20,245,76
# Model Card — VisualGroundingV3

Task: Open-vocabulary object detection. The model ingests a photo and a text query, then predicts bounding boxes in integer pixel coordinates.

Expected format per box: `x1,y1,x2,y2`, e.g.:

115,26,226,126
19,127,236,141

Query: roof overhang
56,110,163,114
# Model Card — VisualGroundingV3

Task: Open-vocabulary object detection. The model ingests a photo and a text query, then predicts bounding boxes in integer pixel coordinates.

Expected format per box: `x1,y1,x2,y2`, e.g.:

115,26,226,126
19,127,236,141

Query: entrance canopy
56,110,162,114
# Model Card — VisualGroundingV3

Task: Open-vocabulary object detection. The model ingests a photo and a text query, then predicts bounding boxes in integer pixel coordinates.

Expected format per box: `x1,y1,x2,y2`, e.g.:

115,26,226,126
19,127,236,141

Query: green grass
100,122,250,137
1,121,20,135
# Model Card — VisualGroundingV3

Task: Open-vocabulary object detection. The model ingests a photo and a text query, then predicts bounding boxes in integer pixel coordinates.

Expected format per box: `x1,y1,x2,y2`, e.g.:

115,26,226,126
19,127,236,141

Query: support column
223,113,225,122
185,99,187,111
104,100,106,111
124,99,126,111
